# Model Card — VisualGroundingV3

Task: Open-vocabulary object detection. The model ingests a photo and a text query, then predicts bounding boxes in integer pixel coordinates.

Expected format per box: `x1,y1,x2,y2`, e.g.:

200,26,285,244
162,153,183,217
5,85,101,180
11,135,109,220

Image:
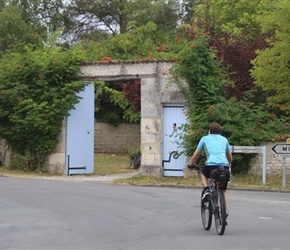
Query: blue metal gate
66,84,94,175
162,104,187,177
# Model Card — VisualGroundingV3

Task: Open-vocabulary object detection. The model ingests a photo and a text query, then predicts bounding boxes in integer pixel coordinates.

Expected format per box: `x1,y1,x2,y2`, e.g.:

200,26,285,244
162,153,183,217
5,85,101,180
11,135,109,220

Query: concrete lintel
80,74,157,81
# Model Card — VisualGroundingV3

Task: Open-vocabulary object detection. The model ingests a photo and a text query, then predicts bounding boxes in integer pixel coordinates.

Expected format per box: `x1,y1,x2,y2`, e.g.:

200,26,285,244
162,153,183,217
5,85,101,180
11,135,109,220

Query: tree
1,0,65,39
0,5,37,54
193,0,262,41
186,1,270,103
15,0,64,34
121,80,141,113
251,0,290,113
63,0,181,42
180,0,202,24
0,0,6,8
94,80,140,125
83,21,190,62
0,34,87,170
94,81,126,125
210,34,269,101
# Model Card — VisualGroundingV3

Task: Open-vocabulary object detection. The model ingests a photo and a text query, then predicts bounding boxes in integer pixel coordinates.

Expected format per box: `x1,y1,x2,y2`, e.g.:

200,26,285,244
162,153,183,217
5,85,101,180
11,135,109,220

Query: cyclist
188,122,232,207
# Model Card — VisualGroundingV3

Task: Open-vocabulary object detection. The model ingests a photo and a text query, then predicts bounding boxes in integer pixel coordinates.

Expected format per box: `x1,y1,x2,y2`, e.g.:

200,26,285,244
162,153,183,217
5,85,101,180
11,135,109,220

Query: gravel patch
33,172,138,183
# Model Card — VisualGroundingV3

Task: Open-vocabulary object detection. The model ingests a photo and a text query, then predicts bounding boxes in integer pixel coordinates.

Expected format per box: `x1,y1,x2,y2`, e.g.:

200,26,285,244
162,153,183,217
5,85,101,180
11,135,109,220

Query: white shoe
202,189,210,201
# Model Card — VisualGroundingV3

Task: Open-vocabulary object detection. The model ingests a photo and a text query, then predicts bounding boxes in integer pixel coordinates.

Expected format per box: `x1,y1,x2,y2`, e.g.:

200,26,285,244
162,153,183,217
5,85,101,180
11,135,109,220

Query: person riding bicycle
188,122,232,207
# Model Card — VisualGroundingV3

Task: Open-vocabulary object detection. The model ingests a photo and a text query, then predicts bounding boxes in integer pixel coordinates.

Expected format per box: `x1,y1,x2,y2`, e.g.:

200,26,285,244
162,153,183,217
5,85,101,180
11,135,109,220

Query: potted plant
127,145,141,169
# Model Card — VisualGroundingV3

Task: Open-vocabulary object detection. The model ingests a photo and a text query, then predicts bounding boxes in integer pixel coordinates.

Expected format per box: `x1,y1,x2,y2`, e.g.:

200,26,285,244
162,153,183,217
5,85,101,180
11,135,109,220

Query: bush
0,34,87,170
9,153,46,172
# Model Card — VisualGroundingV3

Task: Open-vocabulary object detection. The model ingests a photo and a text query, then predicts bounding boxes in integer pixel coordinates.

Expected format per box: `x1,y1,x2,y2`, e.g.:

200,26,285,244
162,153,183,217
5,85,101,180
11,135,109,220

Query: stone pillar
46,119,67,175
139,75,163,176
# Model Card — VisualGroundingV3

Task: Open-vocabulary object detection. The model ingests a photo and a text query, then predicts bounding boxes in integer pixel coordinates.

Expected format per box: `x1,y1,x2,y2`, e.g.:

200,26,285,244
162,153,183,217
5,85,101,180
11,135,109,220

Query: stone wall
94,121,141,153
249,141,290,176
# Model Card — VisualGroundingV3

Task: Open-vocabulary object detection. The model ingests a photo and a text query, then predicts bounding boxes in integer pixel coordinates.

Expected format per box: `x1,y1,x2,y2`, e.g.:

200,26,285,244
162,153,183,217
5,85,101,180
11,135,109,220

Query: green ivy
0,41,87,170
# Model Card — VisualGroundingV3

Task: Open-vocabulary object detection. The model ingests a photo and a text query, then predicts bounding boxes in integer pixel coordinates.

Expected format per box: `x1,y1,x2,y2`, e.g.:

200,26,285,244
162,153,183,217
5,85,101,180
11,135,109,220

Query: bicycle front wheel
214,188,227,235
201,191,212,230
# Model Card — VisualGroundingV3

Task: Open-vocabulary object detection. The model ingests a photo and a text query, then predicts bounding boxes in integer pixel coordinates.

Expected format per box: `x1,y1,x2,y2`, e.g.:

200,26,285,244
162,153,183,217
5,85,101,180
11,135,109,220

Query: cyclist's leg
223,190,228,208
202,173,209,187
220,182,229,221
220,167,230,209
201,166,211,201
201,166,212,187
223,167,230,209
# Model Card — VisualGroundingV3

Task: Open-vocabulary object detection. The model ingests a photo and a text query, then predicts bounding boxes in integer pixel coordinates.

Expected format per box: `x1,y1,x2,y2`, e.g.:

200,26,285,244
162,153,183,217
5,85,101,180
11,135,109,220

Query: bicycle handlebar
187,164,204,171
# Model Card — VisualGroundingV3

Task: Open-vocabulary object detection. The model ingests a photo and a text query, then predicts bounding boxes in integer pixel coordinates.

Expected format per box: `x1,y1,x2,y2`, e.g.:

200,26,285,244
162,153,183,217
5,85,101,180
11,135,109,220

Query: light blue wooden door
66,84,94,175
163,104,187,177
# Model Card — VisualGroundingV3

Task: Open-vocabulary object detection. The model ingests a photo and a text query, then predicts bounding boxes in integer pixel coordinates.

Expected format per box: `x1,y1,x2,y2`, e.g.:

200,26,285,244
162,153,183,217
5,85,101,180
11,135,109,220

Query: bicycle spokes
201,193,212,230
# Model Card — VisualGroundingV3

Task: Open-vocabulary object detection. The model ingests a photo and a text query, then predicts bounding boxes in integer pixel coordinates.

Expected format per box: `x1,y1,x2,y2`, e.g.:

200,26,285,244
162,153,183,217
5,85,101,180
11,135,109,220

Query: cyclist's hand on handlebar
187,164,196,170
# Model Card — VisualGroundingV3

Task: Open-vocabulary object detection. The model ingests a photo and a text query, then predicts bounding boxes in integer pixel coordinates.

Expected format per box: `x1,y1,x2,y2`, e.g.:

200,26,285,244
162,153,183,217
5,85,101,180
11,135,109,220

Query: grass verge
0,153,137,178
0,153,289,191
113,173,290,191
94,153,137,175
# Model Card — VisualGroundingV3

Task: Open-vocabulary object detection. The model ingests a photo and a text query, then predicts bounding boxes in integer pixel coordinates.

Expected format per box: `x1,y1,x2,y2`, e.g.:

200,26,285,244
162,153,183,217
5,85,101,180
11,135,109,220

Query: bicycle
188,164,230,235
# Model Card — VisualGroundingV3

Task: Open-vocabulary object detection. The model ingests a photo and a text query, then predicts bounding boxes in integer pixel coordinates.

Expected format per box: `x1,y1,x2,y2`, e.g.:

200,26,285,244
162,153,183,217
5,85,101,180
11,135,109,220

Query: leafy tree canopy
251,0,290,113
1,0,65,39
84,21,191,61
194,0,262,40
209,34,269,101
63,0,182,43
0,5,37,54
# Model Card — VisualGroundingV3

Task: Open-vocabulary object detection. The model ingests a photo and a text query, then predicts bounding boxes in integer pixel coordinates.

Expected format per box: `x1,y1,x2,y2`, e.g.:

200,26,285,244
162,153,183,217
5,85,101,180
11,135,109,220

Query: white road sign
274,154,290,158
272,144,290,154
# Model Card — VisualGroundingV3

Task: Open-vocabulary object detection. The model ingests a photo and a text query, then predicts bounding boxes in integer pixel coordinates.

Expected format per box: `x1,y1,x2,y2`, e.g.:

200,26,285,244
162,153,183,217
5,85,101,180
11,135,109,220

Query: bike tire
214,188,227,235
201,191,212,230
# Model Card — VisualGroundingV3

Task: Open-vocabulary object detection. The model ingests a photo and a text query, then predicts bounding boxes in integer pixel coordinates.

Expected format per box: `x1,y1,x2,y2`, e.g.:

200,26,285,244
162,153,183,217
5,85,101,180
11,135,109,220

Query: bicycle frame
189,165,228,235
208,178,227,235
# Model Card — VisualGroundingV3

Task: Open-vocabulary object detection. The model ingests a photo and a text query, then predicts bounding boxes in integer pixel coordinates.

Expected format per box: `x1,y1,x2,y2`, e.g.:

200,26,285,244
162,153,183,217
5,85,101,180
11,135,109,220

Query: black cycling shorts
202,165,230,190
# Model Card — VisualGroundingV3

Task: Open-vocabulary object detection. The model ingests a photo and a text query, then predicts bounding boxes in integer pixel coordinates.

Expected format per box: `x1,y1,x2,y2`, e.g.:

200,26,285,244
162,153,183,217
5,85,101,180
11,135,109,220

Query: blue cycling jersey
197,134,231,166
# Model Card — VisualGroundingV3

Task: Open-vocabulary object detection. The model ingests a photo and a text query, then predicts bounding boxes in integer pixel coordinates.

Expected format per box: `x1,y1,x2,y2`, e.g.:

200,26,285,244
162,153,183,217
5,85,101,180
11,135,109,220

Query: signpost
272,144,289,188
272,144,290,154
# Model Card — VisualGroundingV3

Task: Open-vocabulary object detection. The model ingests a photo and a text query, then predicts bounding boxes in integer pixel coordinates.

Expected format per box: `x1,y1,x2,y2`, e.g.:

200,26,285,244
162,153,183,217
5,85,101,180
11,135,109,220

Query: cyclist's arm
189,137,205,166
189,148,201,166
226,151,232,165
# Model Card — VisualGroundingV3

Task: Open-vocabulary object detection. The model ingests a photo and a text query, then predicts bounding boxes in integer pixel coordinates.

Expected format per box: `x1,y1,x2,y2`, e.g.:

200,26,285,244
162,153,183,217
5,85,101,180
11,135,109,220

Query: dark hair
209,122,222,134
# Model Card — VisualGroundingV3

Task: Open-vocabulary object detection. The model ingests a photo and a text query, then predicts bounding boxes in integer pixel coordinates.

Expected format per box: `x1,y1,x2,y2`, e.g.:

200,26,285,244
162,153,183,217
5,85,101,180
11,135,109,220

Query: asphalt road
1,176,290,250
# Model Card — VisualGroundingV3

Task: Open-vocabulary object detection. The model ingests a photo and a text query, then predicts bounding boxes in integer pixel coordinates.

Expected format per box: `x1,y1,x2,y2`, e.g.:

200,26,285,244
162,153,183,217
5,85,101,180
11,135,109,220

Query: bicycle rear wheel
214,188,227,235
201,191,212,230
